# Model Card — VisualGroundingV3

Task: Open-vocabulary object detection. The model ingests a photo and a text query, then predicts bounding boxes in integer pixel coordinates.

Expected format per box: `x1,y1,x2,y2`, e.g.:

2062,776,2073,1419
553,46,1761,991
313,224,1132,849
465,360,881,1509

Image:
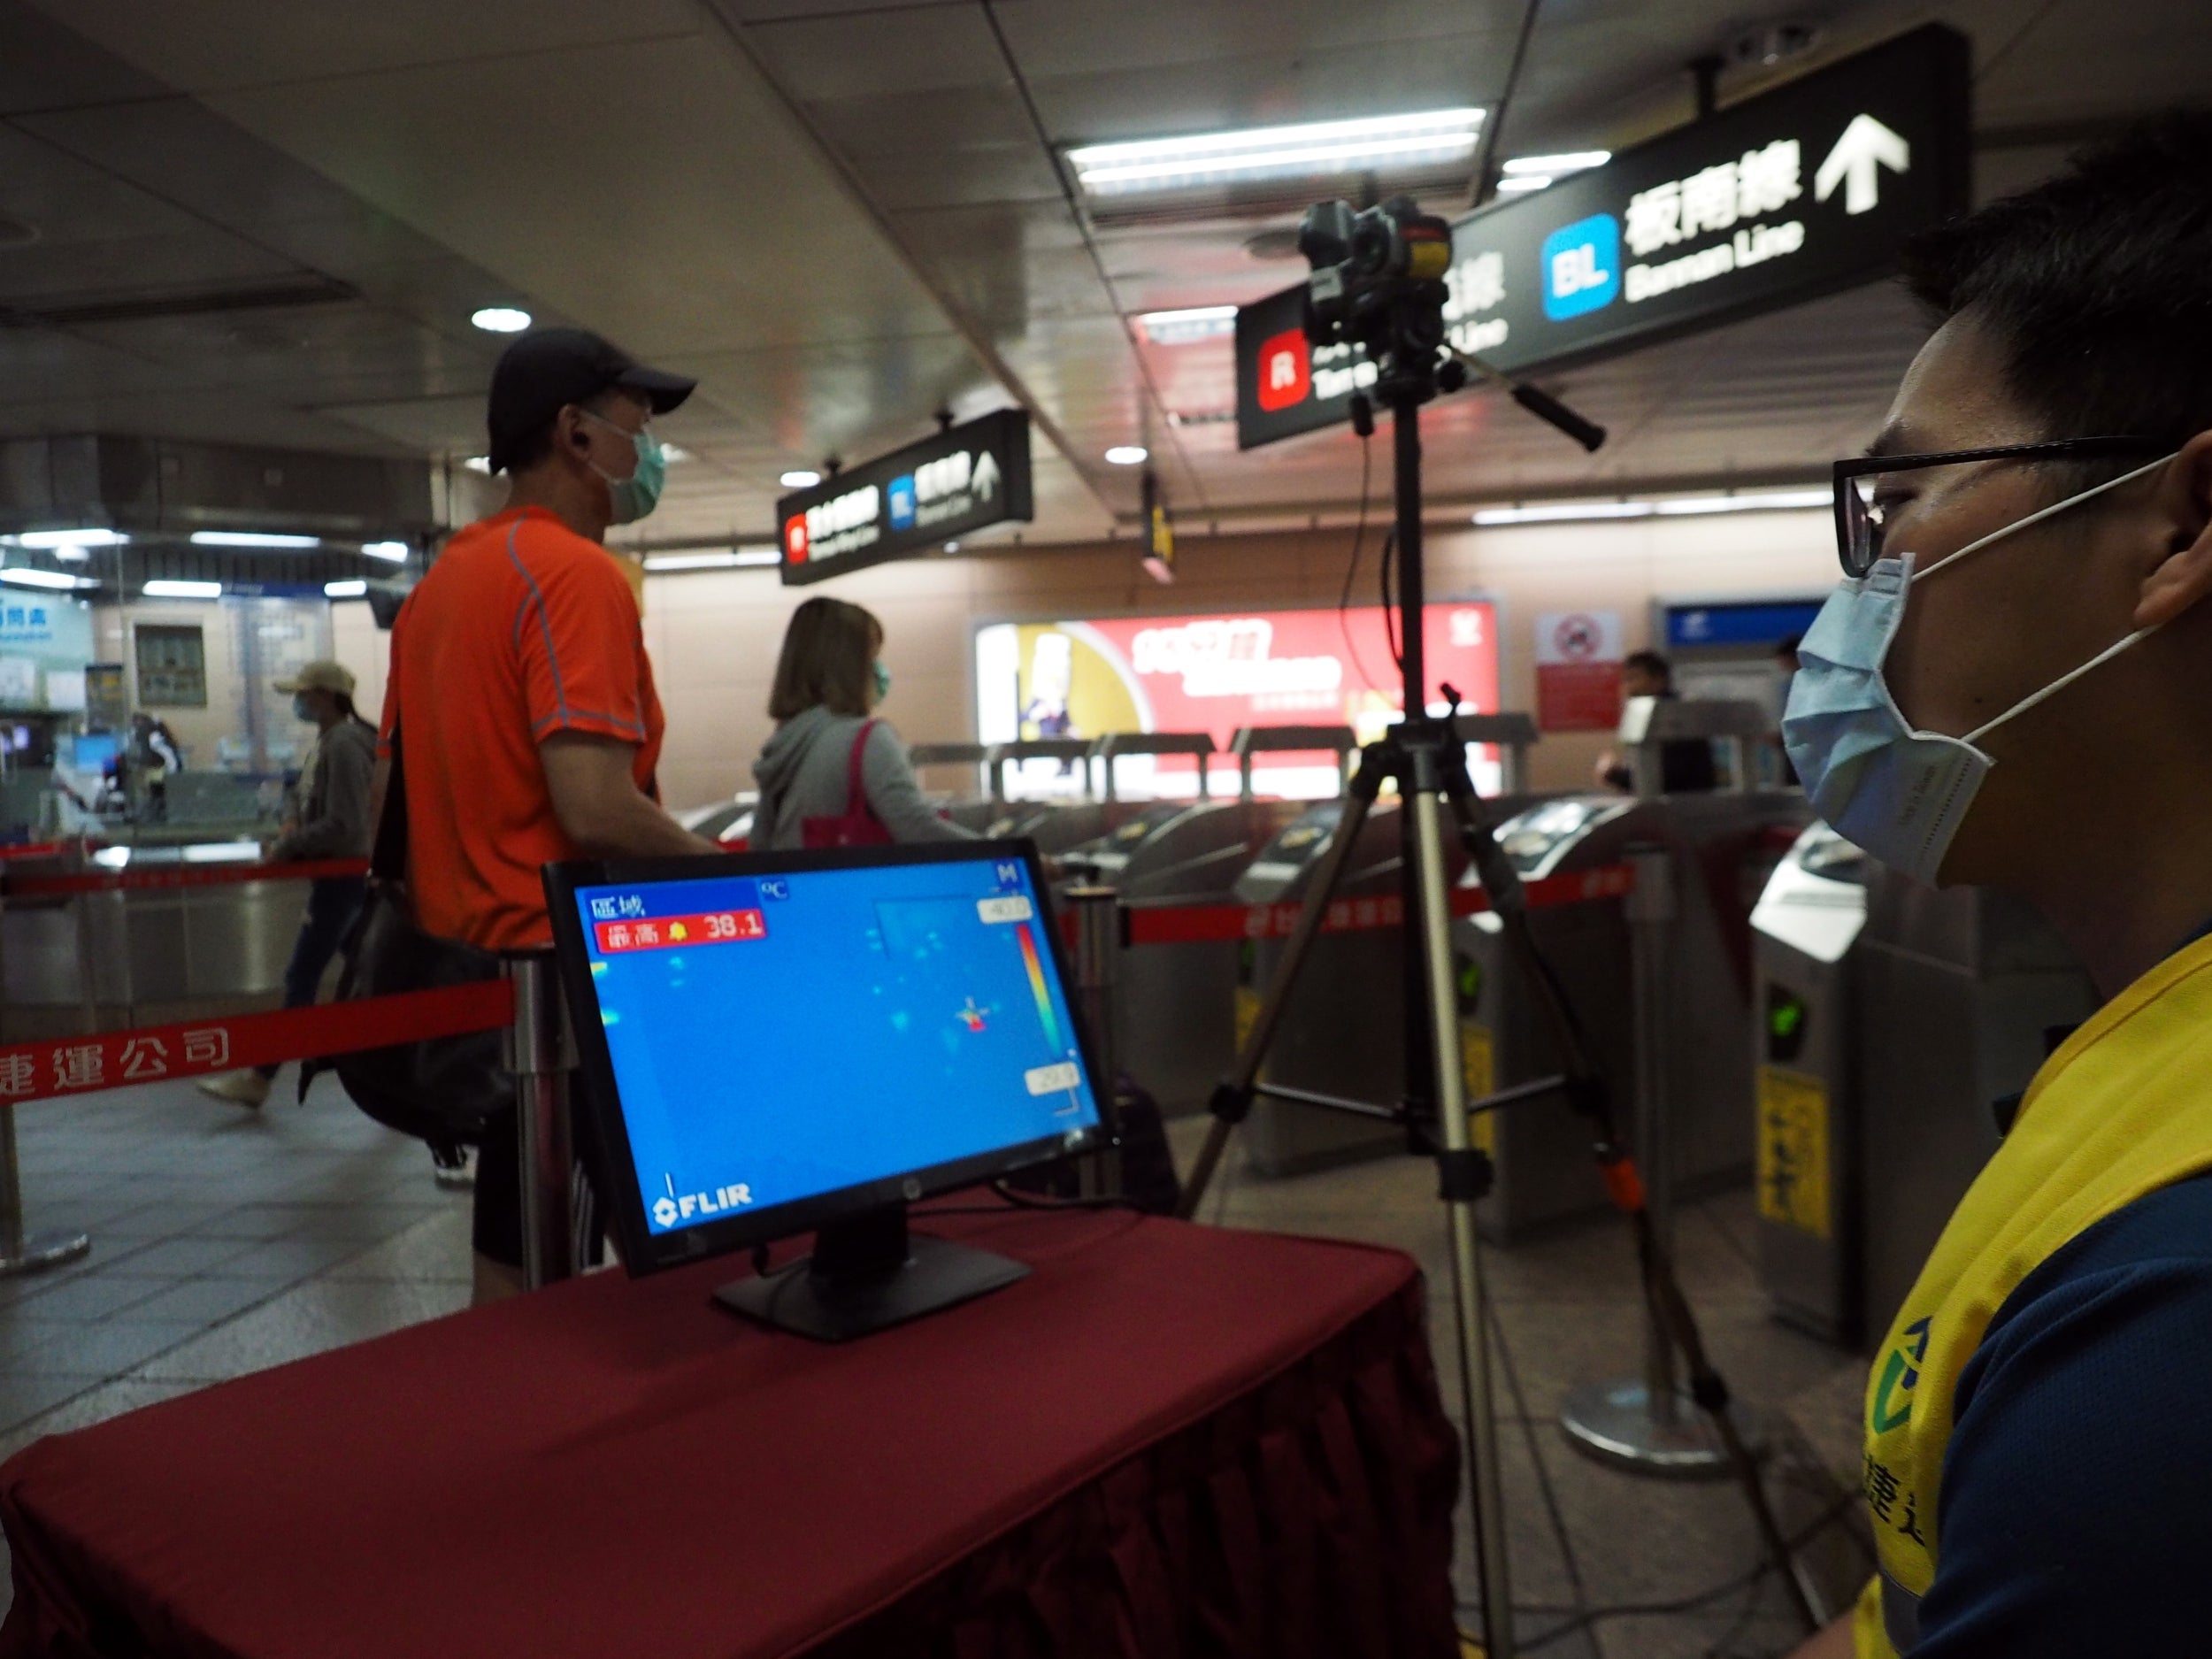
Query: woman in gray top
751,596,978,850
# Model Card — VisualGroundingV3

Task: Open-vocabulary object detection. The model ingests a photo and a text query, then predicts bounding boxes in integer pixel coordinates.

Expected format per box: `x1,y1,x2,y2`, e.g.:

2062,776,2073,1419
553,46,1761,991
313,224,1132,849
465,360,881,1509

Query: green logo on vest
1871,1317,1932,1432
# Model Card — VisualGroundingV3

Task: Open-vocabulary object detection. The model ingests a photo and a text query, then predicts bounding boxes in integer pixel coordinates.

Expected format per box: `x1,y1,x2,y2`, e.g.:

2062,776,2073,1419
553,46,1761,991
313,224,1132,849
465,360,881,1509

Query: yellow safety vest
1857,932,2212,1656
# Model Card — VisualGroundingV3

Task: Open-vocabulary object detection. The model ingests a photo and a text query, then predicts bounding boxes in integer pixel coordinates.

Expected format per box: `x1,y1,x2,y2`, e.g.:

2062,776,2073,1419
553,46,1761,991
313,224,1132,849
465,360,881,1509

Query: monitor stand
713,1203,1029,1342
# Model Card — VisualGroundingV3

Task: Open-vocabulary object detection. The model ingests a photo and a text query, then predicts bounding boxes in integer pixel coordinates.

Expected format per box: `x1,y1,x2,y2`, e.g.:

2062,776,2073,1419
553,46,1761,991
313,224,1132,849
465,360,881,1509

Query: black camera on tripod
1296,195,1464,397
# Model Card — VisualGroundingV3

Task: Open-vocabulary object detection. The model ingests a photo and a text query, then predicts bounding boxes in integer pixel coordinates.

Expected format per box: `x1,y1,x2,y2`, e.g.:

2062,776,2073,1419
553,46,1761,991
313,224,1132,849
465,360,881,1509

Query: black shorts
471,1103,612,1271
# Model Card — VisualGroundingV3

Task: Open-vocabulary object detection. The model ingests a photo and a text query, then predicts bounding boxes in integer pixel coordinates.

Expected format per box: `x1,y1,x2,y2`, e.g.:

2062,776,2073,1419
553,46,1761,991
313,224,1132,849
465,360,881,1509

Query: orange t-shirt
383,506,664,951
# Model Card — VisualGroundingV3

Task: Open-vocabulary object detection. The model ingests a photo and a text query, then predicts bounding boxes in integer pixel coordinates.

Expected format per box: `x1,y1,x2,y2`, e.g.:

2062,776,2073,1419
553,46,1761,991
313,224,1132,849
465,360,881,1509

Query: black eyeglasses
1832,436,2165,578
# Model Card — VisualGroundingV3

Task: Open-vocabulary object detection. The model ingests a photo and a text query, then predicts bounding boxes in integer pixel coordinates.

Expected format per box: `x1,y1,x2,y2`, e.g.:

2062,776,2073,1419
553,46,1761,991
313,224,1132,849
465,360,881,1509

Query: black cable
1379,526,1403,673
1486,1298,1594,1634
1337,432,1391,700
1467,0,1547,211
1472,1486,1862,1654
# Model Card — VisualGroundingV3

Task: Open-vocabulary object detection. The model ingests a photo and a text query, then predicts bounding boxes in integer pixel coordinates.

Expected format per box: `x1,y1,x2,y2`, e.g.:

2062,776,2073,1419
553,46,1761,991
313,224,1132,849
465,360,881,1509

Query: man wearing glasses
1783,113,2212,1657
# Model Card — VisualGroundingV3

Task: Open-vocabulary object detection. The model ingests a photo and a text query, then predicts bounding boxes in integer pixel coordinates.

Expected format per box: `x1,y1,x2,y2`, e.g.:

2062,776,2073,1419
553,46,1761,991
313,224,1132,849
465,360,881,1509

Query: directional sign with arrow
778,409,1033,586
1816,114,1913,215
1237,23,1971,449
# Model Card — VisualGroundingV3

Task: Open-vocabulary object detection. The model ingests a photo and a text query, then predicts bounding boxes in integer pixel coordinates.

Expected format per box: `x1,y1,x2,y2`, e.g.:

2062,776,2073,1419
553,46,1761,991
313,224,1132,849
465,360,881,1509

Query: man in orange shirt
385,326,718,1301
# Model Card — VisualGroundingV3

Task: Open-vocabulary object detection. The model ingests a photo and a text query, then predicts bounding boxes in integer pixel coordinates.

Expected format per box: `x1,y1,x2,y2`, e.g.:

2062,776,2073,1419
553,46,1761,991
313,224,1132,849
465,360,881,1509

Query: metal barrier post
1559,842,1736,1474
503,953,576,1290
0,880,88,1278
1065,885,1123,1198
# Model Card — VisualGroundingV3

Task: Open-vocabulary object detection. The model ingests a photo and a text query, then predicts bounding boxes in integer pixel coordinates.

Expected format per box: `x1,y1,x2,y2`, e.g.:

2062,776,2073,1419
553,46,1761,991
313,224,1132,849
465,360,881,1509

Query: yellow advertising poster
1756,1065,1832,1239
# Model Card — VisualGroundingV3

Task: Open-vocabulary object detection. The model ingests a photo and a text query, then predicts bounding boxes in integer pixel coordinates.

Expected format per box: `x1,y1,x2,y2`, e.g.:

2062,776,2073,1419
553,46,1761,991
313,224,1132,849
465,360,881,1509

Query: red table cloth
0,1207,1461,1658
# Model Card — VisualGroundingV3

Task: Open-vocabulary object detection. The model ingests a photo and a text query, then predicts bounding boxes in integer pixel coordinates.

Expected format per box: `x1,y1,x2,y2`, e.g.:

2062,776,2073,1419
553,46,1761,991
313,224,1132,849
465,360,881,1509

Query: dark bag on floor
305,727,509,1146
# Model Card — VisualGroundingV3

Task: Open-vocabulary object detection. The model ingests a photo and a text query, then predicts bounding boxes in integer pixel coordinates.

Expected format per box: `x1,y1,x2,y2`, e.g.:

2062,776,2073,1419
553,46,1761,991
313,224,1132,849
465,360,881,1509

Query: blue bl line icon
1540,213,1620,320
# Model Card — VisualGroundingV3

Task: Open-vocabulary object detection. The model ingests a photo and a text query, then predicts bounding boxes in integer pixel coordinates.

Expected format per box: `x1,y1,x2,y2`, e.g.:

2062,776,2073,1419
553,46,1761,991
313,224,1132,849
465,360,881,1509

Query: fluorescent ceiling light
1473,489,1829,526
1105,445,1149,465
1502,150,1609,174
1069,108,1483,195
641,548,780,572
11,528,127,549
324,579,369,598
190,530,319,549
1651,490,1831,516
181,841,260,864
143,579,223,599
1495,175,1552,194
360,540,410,562
471,306,532,334
51,545,90,563
780,469,822,489
0,566,84,590
1137,305,1239,344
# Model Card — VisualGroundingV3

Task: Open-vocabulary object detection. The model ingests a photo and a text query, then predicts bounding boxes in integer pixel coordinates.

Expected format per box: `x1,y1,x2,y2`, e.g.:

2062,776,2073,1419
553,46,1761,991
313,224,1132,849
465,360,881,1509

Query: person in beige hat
199,659,377,1110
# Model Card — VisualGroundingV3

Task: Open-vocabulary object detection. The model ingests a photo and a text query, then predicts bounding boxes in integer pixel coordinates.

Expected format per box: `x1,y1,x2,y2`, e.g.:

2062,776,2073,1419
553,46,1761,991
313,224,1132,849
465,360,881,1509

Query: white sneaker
197,1070,271,1110
431,1145,477,1189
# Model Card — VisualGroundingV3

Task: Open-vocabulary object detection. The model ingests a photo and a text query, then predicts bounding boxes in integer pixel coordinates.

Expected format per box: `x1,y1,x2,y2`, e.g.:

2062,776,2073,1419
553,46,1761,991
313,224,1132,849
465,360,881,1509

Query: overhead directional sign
1237,23,1970,449
779,409,1033,586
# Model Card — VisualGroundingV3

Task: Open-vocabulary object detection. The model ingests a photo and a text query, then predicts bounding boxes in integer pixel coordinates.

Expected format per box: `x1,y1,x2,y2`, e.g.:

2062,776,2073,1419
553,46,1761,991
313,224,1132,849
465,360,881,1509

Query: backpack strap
371,723,409,883
846,718,879,816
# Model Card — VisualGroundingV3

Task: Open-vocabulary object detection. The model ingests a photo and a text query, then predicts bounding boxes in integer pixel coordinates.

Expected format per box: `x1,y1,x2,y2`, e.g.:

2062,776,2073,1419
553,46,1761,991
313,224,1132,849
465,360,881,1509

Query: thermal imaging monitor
546,841,1104,1340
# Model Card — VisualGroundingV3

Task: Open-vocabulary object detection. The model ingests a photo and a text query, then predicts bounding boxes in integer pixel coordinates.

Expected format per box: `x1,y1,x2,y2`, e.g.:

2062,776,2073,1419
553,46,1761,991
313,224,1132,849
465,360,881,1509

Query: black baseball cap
486,327,696,473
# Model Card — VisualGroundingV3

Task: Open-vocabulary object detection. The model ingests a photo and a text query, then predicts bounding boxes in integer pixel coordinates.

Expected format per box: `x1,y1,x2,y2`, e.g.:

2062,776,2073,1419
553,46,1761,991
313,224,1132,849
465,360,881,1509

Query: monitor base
715,1227,1029,1342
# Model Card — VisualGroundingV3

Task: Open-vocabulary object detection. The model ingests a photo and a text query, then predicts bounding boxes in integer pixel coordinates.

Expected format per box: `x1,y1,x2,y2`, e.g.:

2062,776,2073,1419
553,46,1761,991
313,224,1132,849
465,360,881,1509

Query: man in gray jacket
200,660,376,1109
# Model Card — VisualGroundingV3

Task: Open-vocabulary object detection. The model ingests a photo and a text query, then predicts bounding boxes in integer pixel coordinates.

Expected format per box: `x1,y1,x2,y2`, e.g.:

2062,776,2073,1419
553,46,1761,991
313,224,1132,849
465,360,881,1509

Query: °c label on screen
595,910,765,955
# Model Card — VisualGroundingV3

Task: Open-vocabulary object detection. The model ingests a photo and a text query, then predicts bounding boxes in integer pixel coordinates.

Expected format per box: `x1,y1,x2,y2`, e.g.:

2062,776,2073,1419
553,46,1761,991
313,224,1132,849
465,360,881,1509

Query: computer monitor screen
72,733,119,773
549,841,1104,1278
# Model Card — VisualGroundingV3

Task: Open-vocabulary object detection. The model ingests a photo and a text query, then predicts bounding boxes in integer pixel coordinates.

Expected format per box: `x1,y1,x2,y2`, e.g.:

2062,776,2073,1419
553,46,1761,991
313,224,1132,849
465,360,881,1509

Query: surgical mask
871,659,892,701
1783,452,2174,884
291,695,314,723
580,411,665,526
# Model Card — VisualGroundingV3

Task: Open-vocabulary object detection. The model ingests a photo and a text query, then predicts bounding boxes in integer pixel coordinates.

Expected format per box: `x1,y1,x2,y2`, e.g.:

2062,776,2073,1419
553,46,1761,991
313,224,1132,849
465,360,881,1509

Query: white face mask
1782,451,2175,884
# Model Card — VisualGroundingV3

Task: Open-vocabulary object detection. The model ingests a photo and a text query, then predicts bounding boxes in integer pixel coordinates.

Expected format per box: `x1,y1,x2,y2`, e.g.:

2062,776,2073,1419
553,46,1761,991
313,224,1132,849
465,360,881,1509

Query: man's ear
2135,430,2212,629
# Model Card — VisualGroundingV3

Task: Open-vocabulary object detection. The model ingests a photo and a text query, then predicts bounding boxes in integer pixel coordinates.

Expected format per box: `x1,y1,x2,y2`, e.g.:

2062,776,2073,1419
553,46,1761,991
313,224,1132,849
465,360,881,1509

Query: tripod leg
1409,787,1516,1659
1176,756,1385,1220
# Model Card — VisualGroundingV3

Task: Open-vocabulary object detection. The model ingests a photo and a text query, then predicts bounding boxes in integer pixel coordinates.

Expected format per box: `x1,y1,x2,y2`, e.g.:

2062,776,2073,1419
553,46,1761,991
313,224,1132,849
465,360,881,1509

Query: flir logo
652,1182,754,1229
1540,214,1620,320
887,473,918,531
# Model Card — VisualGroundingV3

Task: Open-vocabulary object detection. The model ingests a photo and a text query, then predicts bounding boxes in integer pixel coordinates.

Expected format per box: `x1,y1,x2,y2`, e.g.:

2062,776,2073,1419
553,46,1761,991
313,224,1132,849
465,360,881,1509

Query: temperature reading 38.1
595,909,766,956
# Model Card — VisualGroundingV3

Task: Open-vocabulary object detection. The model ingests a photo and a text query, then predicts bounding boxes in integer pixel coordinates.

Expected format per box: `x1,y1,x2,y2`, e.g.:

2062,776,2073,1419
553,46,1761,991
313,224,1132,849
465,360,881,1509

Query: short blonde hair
768,596,884,721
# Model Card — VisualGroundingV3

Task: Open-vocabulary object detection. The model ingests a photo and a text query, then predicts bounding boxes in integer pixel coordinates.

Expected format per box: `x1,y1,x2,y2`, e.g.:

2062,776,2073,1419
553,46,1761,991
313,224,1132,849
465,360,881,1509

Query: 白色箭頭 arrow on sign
971,449,1001,499
1816,113,1911,216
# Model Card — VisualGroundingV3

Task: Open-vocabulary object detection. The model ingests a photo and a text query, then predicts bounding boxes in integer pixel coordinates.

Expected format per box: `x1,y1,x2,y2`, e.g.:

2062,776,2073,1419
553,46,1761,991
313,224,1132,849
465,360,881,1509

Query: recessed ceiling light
0,566,84,590
1105,446,1149,465
1068,108,1484,196
1502,151,1610,175
144,579,223,599
361,541,410,562
471,306,532,334
190,530,319,549
780,469,822,489
324,579,369,598
1137,306,1239,344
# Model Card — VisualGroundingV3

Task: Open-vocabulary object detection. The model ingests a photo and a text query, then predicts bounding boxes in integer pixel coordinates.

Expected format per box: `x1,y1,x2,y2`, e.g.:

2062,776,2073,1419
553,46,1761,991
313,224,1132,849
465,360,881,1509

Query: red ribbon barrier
4,857,371,898
1115,863,1636,948
0,980,514,1107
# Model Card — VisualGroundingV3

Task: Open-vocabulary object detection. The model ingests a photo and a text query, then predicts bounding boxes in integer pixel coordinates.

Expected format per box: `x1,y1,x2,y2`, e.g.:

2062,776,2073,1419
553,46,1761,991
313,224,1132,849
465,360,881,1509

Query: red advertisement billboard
974,602,1500,798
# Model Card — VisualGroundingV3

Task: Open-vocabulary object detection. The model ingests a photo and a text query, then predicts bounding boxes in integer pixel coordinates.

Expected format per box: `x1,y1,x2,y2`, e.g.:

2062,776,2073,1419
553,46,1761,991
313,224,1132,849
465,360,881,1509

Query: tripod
1175,313,1822,1655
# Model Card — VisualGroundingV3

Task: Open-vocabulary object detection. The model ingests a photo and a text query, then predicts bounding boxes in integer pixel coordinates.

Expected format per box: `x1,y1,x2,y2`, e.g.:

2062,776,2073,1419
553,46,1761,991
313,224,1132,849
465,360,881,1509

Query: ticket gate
908,742,999,833
1236,713,1548,1178
1071,787,1310,1112
1750,832,2098,1345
